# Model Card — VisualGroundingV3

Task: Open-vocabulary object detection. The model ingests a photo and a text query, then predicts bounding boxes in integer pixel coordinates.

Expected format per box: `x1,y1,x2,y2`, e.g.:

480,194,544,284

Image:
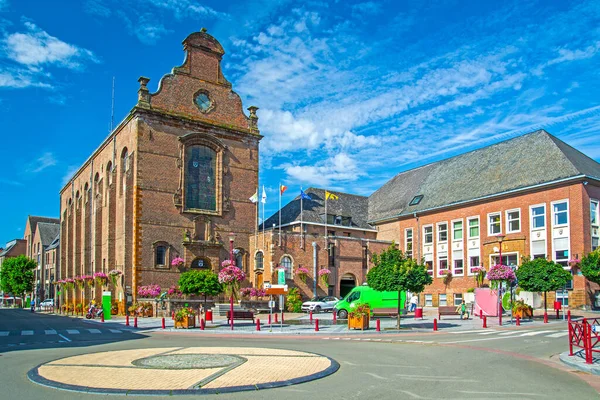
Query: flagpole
278,182,281,247
255,187,258,255
262,185,265,253
325,190,328,242
300,187,304,249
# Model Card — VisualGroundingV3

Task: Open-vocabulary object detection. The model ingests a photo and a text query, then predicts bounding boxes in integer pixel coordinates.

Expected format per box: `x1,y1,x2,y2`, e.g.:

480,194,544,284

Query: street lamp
228,232,236,331
496,234,505,326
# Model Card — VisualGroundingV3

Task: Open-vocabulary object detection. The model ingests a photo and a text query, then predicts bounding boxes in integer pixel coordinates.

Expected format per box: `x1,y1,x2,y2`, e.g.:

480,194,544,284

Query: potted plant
93,272,108,288
471,266,487,287
108,269,123,287
512,299,533,319
348,303,370,330
111,302,118,315
297,267,309,283
75,303,83,315
143,302,154,317
128,302,141,316
172,256,185,270
174,307,196,329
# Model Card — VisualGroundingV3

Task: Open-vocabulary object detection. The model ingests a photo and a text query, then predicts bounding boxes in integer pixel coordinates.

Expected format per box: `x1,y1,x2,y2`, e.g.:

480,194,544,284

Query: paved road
1,309,599,399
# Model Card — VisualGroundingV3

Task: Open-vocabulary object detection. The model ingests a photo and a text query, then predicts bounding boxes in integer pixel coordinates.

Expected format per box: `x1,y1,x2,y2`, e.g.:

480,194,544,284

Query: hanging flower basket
108,269,123,287
297,267,309,283
442,271,453,286
318,268,331,285
486,264,516,289
64,278,75,290
470,266,487,287
93,272,109,288
74,276,85,288
138,284,161,298
171,256,185,269
82,275,94,287
218,260,246,299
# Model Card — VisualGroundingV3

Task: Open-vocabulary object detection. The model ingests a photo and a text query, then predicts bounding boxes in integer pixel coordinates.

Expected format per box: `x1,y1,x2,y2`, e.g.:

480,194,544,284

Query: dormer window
409,195,423,206
335,216,342,225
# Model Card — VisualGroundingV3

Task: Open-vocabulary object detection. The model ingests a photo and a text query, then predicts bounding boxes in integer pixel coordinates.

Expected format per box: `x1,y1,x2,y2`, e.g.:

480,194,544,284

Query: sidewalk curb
560,351,600,375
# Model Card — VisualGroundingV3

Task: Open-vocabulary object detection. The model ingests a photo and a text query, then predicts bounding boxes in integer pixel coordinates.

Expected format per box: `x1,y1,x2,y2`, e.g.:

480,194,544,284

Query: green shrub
286,287,303,312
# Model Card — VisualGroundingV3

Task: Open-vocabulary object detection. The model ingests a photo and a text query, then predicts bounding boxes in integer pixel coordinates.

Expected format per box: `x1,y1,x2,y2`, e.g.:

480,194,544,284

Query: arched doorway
190,257,211,269
340,273,356,298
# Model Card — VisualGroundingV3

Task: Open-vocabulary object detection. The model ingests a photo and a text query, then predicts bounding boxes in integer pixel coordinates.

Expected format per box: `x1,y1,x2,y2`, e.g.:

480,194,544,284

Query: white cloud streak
26,152,57,173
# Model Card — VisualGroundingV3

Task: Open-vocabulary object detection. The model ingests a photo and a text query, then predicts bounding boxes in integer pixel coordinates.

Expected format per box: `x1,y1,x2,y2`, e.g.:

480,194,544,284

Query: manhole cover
133,354,243,369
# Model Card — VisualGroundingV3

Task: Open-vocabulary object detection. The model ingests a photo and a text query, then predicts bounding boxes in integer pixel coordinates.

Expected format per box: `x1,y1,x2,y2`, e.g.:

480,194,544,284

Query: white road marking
477,331,500,335
109,329,122,334
519,330,555,337
66,329,80,334
449,330,487,334
498,330,523,336
545,331,569,338
0,331,9,336
88,329,102,334
395,374,479,382
444,336,524,344
58,334,71,342
365,372,388,380
458,390,544,397
45,330,57,335
21,330,33,336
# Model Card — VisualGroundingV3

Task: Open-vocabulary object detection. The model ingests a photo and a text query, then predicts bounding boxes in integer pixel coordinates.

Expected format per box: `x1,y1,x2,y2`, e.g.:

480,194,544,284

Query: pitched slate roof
368,130,600,223
47,233,60,251
27,216,59,237
37,222,60,247
262,188,374,231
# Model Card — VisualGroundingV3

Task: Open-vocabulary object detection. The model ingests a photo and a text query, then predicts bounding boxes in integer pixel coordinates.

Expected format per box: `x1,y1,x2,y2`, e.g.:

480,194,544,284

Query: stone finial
137,76,151,105
200,27,207,33
247,106,259,132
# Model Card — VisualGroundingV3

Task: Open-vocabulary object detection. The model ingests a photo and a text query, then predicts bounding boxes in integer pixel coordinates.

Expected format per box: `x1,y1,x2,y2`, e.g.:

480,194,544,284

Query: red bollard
268,314,271,324
315,319,319,332
101,313,104,323
376,319,381,332
516,315,520,326
275,313,278,323
483,315,487,328
568,310,571,321
332,311,337,323
200,318,205,330
480,309,483,319
162,317,165,329
544,312,548,324
309,311,313,322
125,315,130,326
556,310,560,320
172,311,175,320
433,318,438,331
256,318,261,331
134,317,138,328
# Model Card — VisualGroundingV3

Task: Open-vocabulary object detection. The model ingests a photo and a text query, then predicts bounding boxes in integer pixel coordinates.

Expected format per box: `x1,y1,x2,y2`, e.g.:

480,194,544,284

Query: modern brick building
58,29,261,309
23,216,60,302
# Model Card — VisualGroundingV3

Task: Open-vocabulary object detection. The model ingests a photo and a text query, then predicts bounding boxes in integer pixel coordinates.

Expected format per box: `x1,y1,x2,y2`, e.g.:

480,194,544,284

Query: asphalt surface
1,308,599,399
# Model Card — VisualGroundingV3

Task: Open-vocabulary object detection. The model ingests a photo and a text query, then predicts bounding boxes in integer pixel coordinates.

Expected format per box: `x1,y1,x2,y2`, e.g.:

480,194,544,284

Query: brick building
23,216,60,301
58,29,261,308
369,130,600,309
250,188,392,299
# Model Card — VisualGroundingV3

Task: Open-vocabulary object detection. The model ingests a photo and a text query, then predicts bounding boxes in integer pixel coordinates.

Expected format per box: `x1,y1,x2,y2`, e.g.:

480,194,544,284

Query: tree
178,270,223,309
581,250,600,285
0,255,36,307
367,244,432,329
515,258,572,311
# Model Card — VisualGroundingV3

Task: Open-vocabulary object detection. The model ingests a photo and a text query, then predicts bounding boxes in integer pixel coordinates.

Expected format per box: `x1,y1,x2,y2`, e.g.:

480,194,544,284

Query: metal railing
568,317,600,364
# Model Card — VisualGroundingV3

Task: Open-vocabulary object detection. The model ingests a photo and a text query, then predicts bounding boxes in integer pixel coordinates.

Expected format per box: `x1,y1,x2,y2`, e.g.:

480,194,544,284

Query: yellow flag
325,191,339,200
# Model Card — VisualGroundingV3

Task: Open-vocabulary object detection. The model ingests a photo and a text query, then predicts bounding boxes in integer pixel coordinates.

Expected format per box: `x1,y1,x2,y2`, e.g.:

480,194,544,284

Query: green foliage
178,270,223,297
515,258,572,293
0,255,36,301
367,243,432,328
286,287,303,312
581,250,600,285
466,287,475,293
349,303,370,319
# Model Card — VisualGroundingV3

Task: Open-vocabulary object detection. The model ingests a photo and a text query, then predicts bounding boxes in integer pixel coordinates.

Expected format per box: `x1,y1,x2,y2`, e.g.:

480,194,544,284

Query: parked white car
40,299,54,308
301,296,339,313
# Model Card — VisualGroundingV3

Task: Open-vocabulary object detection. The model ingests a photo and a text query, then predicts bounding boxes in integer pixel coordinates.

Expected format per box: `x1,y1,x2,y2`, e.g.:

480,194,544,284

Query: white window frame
488,212,502,236
423,225,433,245
591,199,599,227
437,253,448,277
454,293,463,307
437,222,448,243
490,251,520,267
452,219,463,241
530,203,546,231
453,257,464,276
405,228,413,258
439,293,447,307
425,294,433,307
467,216,480,239
551,199,569,227
467,255,481,276
505,208,521,234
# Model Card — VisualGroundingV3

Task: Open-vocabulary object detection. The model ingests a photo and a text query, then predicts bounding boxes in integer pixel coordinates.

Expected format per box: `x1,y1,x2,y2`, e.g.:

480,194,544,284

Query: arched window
255,251,264,270
234,249,244,273
281,256,293,279
185,145,216,211
191,257,211,269
155,245,166,266
106,161,113,185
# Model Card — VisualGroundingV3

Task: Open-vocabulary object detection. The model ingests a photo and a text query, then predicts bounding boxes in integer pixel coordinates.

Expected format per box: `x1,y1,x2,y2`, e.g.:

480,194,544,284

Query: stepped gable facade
59,29,261,307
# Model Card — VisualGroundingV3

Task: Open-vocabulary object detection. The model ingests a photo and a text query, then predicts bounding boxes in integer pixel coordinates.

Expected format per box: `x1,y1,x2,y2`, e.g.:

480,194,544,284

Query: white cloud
143,0,229,20
284,153,364,187
26,152,57,173
0,67,52,88
3,22,98,67
83,0,112,17
0,178,23,186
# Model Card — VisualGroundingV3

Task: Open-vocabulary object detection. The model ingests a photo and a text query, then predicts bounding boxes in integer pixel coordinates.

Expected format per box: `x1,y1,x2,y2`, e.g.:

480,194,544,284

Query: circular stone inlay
133,354,242,369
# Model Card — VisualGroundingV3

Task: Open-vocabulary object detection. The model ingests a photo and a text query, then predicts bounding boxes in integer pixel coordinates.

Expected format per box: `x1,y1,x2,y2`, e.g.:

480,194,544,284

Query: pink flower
138,284,161,297
486,264,516,282
218,265,246,284
297,267,309,275
171,257,184,267
318,269,331,276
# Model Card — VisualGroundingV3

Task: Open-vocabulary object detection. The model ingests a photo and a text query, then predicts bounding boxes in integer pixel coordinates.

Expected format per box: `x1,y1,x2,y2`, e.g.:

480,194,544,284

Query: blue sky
1,0,600,244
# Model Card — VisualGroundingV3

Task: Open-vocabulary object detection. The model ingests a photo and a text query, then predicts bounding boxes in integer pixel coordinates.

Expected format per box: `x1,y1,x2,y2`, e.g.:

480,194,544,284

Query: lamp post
496,234,505,326
229,232,236,331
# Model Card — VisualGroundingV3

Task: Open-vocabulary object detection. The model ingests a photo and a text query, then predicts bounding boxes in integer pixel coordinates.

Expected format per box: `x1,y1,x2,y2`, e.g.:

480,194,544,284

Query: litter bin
206,309,213,323
414,307,423,319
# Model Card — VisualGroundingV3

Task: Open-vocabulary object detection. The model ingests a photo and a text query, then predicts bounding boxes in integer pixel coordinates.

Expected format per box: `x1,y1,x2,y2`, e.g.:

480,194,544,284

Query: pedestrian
31,298,35,313
409,294,419,312
456,300,469,320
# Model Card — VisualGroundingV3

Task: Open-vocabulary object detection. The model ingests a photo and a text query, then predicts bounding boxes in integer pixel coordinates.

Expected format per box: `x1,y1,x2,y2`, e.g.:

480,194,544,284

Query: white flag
261,186,267,204
249,190,258,204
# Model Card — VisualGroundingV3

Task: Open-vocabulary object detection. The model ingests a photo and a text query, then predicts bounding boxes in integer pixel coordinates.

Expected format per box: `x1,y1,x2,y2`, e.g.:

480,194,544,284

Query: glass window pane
185,145,216,211
439,294,447,306
453,221,463,240
592,201,599,225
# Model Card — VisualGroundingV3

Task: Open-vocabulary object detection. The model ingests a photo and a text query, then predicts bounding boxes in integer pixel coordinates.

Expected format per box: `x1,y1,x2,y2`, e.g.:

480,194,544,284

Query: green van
334,285,406,319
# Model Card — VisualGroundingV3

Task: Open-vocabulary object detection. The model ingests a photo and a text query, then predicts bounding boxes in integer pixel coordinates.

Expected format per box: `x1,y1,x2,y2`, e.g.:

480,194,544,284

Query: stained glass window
185,145,216,211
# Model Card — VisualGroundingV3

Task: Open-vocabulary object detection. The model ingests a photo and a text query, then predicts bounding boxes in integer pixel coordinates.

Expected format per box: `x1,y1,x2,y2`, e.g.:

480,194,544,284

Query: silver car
301,296,339,313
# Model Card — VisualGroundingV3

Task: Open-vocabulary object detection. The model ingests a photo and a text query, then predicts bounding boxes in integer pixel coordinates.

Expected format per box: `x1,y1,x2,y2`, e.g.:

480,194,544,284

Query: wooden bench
438,305,469,320
372,308,401,317
227,310,255,323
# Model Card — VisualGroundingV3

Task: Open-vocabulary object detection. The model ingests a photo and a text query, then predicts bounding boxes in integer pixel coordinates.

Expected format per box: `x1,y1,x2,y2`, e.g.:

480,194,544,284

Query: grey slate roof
261,188,374,231
27,216,59,237
46,233,60,250
368,130,600,223
37,222,60,247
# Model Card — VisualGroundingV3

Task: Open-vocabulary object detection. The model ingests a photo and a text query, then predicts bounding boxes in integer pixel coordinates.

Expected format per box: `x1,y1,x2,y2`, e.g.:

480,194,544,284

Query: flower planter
348,315,369,330
174,316,196,329
513,307,533,319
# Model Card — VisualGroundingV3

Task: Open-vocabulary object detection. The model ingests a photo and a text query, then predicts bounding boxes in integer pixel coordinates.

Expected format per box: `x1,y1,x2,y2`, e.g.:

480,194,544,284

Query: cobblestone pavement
28,347,338,394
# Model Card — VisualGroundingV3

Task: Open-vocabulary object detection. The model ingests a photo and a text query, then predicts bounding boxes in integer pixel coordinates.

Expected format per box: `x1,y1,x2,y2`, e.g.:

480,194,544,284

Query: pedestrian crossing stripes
0,329,133,337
